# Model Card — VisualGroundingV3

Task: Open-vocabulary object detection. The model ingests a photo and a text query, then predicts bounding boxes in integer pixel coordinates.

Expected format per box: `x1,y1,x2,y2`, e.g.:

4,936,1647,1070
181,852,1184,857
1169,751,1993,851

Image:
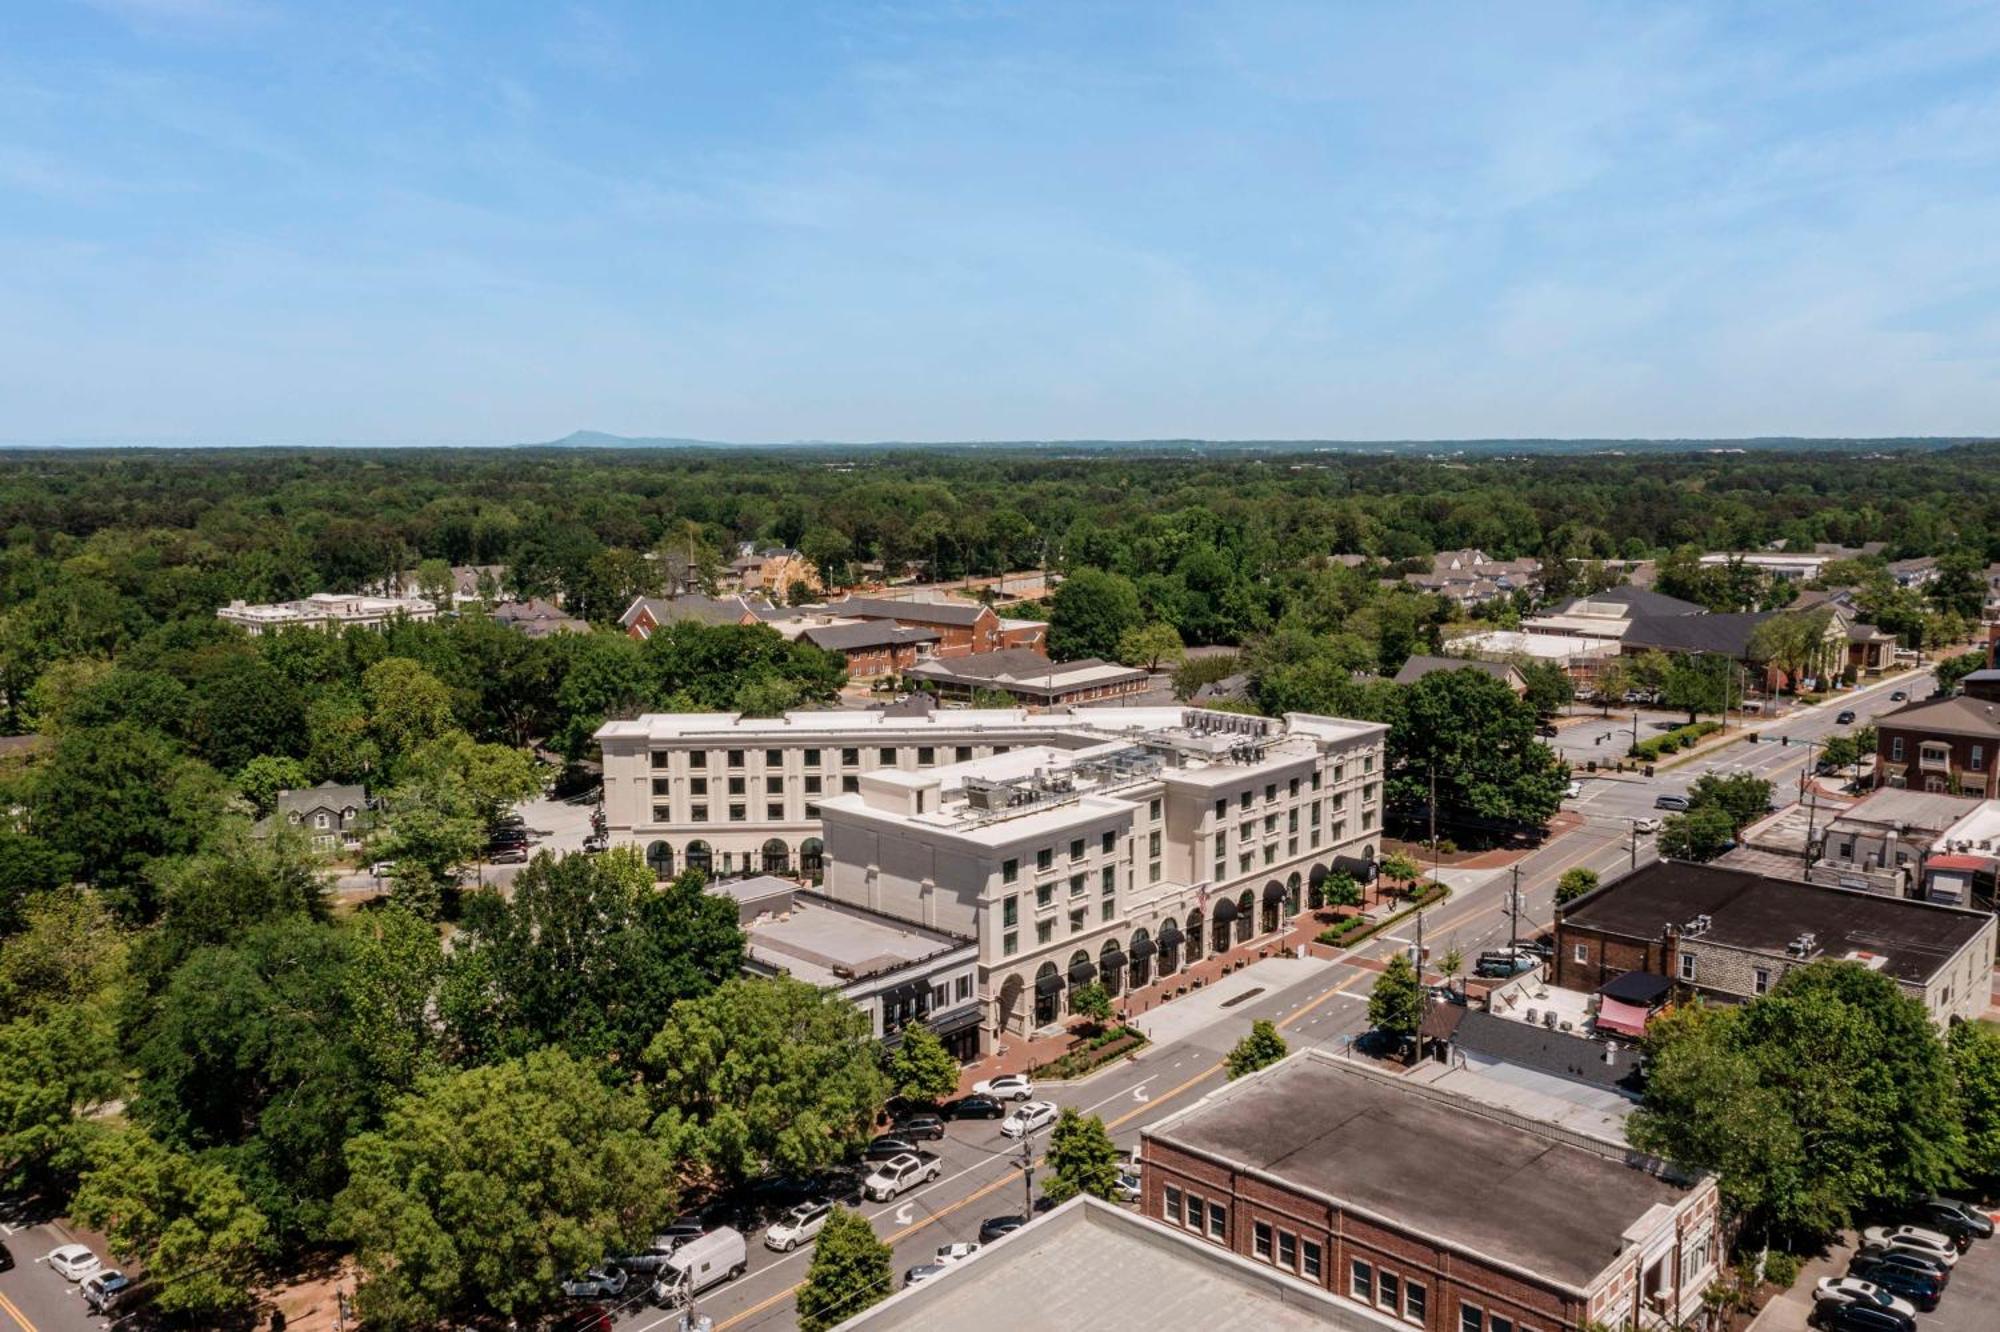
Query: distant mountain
526,431,1984,456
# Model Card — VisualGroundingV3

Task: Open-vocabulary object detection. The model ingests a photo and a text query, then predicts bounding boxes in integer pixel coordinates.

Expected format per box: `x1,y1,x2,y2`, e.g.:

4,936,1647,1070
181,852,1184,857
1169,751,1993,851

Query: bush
1031,1026,1146,1080
1762,1250,1801,1289
1629,720,1722,761
1317,917,1374,947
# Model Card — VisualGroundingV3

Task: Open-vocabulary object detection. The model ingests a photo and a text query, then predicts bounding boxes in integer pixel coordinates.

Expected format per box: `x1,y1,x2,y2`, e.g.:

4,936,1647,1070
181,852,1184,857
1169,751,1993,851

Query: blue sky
5,1,2000,444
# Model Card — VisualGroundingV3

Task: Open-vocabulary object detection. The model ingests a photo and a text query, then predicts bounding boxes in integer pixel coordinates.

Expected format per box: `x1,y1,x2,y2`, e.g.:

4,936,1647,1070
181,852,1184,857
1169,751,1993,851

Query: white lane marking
1081,1075,1154,1115
894,1203,915,1225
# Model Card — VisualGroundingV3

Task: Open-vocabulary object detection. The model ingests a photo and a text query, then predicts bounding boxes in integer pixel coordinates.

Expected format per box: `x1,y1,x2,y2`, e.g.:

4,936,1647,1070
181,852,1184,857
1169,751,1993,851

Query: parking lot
1767,1212,2000,1331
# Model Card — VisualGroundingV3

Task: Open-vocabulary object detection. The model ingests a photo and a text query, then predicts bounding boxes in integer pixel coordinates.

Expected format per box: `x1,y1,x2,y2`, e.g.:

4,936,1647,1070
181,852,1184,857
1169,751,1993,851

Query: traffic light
1781,735,1790,746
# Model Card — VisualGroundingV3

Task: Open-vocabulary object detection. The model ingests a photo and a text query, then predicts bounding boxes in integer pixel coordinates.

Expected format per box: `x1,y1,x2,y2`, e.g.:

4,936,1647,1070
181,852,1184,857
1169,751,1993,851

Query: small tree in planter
1068,981,1114,1035
1322,871,1363,913
1438,946,1464,997
1379,853,1422,900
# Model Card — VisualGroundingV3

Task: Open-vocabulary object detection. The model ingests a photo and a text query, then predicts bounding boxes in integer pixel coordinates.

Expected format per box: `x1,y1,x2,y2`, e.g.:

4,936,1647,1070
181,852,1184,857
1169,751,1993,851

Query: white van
651,1227,747,1306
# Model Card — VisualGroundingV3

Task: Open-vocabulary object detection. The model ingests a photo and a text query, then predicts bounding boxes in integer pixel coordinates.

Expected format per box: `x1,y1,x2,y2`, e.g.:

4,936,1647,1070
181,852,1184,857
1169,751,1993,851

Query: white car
45,1244,101,1282
1000,1100,1058,1138
1112,1171,1142,1202
81,1270,132,1315
972,1074,1035,1102
1812,1277,1915,1318
1564,780,1583,800
934,1241,981,1264
765,1201,833,1252
1632,816,1661,835
1861,1224,1959,1267
559,1266,630,1299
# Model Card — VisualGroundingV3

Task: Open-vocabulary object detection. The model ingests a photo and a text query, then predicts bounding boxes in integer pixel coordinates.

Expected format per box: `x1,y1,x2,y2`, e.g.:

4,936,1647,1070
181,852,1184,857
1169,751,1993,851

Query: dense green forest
2,441,1999,1326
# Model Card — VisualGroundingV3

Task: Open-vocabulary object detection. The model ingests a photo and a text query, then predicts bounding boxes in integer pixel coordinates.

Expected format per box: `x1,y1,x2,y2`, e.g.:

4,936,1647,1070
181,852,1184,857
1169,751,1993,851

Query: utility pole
1508,863,1521,950
1017,1130,1036,1219
1630,819,1639,871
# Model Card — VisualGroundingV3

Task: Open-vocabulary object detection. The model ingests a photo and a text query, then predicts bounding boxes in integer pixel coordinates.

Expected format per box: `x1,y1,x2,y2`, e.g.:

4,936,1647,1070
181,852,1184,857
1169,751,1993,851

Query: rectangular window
1364,755,1375,774
1036,921,1053,945
728,749,744,768
1460,1305,1484,1332
1265,783,1277,802
1239,791,1252,810
1101,830,1116,853
1150,798,1162,820
1679,952,1697,981
1263,814,1277,834
1069,873,1086,898
766,776,783,793
1239,852,1253,873
690,776,707,796
729,804,745,822
1002,896,1018,927
1351,1261,1373,1302
1310,770,1322,790
652,751,671,769
1003,931,1018,957
1277,1231,1297,1270
691,804,708,823
1070,909,1086,934
652,777,672,797
1101,900,1114,922
956,975,972,1001
1976,745,1987,772
803,776,822,796
1185,1192,1203,1231
1214,798,1228,819
1253,1222,1272,1260
1490,1317,1514,1332
728,776,745,796
1101,866,1116,894
1070,838,1086,861
1574,942,1588,963
956,745,973,762
1378,1271,1399,1311
1037,884,1055,908
918,746,935,765
652,804,672,822
1037,848,1054,872
841,775,859,793
803,748,820,767
765,749,784,766
1891,736,1905,761
1262,845,1276,866
1753,966,1770,995
690,750,708,769
879,747,897,765
1164,1186,1183,1225
1333,763,1344,782
1207,1202,1225,1239
1150,860,1162,883
1149,831,1162,856
1302,1240,1322,1281
1289,777,1300,797
841,747,859,766
766,803,783,821
1004,858,1020,883
1406,1283,1427,1324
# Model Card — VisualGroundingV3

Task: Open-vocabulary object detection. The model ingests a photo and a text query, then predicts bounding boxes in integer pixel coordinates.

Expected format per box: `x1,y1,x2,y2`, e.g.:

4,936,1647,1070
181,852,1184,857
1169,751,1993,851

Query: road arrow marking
1132,1085,1150,1103
895,1204,915,1225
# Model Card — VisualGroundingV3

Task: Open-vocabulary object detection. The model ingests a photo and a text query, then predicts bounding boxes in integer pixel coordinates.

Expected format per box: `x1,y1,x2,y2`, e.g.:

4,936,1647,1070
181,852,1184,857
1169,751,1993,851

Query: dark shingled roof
1551,586,1706,618
1619,611,1775,657
1450,1010,1644,1096
1879,693,2000,740
828,596,993,627
1561,860,1991,986
799,622,939,652
1392,655,1523,687
1145,1054,1693,1291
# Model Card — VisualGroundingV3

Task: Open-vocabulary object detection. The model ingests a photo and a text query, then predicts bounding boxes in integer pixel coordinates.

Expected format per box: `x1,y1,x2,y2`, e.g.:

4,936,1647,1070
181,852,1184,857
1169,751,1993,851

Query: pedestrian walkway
1128,955,1321,1046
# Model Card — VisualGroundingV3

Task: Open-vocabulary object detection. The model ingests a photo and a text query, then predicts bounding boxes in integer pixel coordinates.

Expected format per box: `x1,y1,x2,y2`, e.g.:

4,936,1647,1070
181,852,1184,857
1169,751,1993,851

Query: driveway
1755,1216,2000,1330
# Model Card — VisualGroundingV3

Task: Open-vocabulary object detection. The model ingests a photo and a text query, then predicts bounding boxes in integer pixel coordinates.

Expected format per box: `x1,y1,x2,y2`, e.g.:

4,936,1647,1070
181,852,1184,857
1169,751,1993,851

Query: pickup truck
864,1151,942,1202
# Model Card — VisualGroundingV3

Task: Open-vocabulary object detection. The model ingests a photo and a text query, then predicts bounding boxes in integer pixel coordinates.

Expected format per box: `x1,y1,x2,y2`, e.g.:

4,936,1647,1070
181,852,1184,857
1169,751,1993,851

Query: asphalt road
0,1215,117,1332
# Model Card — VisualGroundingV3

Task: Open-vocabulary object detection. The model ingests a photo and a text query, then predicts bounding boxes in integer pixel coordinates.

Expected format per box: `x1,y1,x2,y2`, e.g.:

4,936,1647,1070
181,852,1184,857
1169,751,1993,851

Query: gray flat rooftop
744,895,966,986
837,1196,1398,1330
1145,1053,1690,1291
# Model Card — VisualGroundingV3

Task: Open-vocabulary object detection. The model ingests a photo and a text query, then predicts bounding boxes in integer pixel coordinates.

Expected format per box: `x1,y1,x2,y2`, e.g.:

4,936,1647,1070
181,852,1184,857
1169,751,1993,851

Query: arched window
1185,908,1205,963
1286,871,1302,916
646,841,674,878
1235,889,1254,944
1034,962,1062,1027
762,838,790,875
1099,938,1125,997
1128,927,1153,990
800,837,825,881
685,840,713,877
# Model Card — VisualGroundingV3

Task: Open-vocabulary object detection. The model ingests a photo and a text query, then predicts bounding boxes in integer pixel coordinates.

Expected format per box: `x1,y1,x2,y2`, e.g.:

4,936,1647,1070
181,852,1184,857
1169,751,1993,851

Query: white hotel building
597,704,1387,1054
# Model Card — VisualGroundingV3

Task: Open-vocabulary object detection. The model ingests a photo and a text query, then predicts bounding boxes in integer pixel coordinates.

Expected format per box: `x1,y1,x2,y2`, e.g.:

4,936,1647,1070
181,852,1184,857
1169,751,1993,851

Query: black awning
1068,959,1098,986
1599,970,1673,1006
1099,945,1126,969
924,1005,984,1039
1263,881,1287,903
1334,855,1378,883
1034,972,1064,996
1211,897,1238,924
1308,863,1329,885
1157,919,1183,946
1128,935,1157,960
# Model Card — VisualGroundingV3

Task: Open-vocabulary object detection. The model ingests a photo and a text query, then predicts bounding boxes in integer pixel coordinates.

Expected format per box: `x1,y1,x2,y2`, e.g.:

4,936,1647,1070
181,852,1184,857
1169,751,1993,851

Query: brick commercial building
1554,860,1997,1026
821,595,1006,657
1139,1051,1721,1332
1875,676,2000,796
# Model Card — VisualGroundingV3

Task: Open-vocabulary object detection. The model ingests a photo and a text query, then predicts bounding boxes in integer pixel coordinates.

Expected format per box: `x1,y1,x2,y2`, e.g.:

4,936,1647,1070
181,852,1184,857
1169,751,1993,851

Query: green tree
1048,567,1143,661
1555,867,1600,906
796,1206,893,1332
1438,945,1465,995
413,557,455,610
1043,1107,1123,1203
234,753,311,819
1115,621,1186,672
1686,771,1775,831
644,976,890,1182
1950,1020,2000,1184
1935,651,1988,695
1367,953,1422,1041
1591,659,1632,714
70,1125,270,1321
1225,1019,1289,1079
1632,962,1965,1244
1320,870,1362,910
888,1026,962,1106
1379,852,1421,885
344,903,447,1094
334,1048,677,1330
1517,659,1575,717
1658,805,1738,862
1928,551,1987,622
1068,980,1114,1031
1388,668,1567,831
363,657,457,774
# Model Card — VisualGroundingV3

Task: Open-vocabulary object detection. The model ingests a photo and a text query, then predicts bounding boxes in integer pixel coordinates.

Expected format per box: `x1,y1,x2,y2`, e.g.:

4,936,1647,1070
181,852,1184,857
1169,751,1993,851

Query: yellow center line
0,1287,39,1332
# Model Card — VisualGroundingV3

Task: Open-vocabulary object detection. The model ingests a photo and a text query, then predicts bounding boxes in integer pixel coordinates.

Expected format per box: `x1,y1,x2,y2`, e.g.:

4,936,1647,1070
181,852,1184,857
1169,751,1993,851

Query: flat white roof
1938,800,2000,853
1444,630,1620,660
595,705,1262,743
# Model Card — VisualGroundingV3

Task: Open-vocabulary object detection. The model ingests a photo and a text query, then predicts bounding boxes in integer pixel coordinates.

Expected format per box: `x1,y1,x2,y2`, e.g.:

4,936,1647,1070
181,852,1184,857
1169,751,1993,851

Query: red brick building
822,596,1006,658
1140,1051,1721,1332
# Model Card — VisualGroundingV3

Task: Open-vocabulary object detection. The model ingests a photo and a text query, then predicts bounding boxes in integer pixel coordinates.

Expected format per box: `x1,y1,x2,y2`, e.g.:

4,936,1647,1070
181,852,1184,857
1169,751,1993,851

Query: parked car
1862,1225,1960,1267
1632,816,1661,834
1836,710,1857,725
1891,690,1908,702
1474,948,1539,979
1564,780,1583,799
0,1239,11,1272
978,1214,1028,1243
560,1267,630,1300
947,1093,1007,1120
1654,794,1690,811
934,1242,980,1264
1537,724,1560,738
1812,1302,1915,1332
894,1113,947,1141
45,1243,101,1281
487,845,530,864
81,1270,132,1315
1852,1244,1951,1283
904,1261,950,1287
765,1200,834,1252
1845,1258,1943,1311
369,860,396,877
1113,1171,1143,1202
972,1074,1034,1102
1000,1100,1058,1138
1910,1194,1994,1242
865,1134,923,1161
1813,1277,1916,1318
582,834,609,854
864,1151,942,1201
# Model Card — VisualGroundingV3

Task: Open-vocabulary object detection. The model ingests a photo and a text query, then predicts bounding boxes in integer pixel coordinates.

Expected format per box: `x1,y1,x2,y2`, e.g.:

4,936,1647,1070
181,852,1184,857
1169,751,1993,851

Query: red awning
1595,996,1652,1038
1925,854,1993,872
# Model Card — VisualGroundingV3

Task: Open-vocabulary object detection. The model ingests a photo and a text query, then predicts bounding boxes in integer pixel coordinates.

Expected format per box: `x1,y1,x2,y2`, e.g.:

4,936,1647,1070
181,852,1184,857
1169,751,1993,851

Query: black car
895,1114,947,1141
1891,690,1908,702
1912,1194,1994,1241
1852,1245,1950,1283
864,1134,921,1161
978,1214,1027,1244
1812,1302,1915,1332
1845,1259,1942,1312
1836,710,1857,724
0,1239,11,1272
1535,724,1559,738
947,1094,1006,1120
